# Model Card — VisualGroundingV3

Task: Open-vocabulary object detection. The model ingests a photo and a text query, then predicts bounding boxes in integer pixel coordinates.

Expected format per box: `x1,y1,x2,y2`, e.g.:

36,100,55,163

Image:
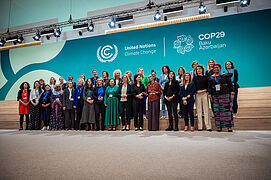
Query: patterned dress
49,92,64,130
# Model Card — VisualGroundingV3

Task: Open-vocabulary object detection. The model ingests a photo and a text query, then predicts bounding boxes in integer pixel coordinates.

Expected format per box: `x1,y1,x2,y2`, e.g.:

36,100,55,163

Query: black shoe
228,129,233,132
198,129,203,131
166,127,173,131
207,129,212,132
95,128,100,131
135,128,138,131
217,129,222,132
174,128,179,131
121,128,126,131
19,127,23,131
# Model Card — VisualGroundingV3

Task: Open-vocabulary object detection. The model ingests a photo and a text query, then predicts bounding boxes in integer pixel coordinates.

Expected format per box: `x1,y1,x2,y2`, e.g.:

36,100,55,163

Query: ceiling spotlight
154,10,161,21
164,16,168,21
46,35,50,40
118,24,122,28
13,41,17,45
199,2,207,14
0,39,6,47
240,0,250,7
87,23,94,32
79,31,83,36
54,29,61,37
17,35,24,43
33,33,41,41
108,17,116,28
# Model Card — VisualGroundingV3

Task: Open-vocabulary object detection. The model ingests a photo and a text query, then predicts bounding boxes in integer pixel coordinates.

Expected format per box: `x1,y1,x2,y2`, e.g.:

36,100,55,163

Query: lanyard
43,92,49,102
35,89,39,98
87,90,91,97
56,90,62,97
215,73,221,84
109,86,114,94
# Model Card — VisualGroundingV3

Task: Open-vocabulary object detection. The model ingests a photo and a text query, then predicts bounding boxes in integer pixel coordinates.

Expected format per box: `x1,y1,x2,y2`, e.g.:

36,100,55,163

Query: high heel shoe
190,126,195,132
184,126,188,131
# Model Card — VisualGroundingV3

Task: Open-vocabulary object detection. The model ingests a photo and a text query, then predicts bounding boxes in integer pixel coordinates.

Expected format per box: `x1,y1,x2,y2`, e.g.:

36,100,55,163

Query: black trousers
166,101,179,129
20,114,29,129
120,101,131,126
183,100,195,126
75,104,83,130
233,88,238,114
178,102,184,117
64,109,75,130
133,99,144,128
94,102,105,130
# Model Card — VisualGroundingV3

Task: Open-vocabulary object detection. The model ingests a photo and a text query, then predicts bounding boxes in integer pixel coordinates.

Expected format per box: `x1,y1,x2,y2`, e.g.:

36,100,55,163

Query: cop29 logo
173,35,194,55
97,44,118,63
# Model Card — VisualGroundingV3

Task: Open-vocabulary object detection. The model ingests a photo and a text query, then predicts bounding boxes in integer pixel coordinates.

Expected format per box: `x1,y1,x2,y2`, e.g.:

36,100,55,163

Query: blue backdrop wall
1,9,271,100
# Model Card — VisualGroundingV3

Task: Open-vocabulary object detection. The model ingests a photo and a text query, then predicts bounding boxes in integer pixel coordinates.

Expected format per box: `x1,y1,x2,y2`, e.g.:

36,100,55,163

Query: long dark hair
108,78,116,87
133,74,142,85
84,78,93,92
168,71,176,83
20,82,30,91
162,65,170,74
33,80,42,95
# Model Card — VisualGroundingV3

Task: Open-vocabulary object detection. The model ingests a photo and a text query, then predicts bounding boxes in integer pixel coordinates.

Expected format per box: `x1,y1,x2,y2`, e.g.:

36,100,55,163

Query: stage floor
0,130,270,180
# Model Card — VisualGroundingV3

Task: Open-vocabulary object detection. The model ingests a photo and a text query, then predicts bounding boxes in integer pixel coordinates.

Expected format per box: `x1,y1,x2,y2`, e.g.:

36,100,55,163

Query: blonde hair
96,77,104,87
122,74,130,82
182,72,192,86
191,61,198,68
113,69,122,78
208,59,216,71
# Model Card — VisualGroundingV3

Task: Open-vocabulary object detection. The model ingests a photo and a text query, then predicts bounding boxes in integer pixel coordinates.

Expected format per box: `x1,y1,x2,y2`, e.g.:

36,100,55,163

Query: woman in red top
147,74,161,131
17,82,31,130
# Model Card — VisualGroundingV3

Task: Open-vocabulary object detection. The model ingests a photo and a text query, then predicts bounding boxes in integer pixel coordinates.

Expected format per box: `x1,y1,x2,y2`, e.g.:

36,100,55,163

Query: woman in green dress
104,79,120,131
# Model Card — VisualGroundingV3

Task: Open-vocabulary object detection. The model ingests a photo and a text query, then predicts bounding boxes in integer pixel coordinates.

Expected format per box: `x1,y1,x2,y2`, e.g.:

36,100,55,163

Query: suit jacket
17,89,31,101
73,86,85,106
163,80,180,103
63,88,75,109
93,86,106,103
180,82,196,103
117,83,132,102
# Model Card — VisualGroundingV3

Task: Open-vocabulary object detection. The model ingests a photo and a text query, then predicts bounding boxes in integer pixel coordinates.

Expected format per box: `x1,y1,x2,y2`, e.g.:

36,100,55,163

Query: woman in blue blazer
180,72,196,131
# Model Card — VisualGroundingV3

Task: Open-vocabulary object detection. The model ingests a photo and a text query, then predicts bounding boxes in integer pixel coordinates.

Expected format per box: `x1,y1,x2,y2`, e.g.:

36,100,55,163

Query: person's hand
209,95,213,102
89,100,94,104
105,104,107,107
73,106,76,109
182,97,187,101
197,90,202,94
230,94,234,101
42,104,45,107
183,100,187,105
63,107,66,111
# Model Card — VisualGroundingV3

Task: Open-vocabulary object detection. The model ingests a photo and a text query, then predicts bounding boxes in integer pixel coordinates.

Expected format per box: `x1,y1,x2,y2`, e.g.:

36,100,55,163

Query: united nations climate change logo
173,35,194,54
97,44,118,63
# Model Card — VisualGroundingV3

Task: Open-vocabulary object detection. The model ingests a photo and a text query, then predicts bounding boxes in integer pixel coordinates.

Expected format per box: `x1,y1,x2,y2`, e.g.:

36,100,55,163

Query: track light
33,33,41,41
54,29,61,37
79,31,83,36
108,17,116,28
240,0,250,7
0,39,6,46
199,2,207,14
87,23,94,32
154,10,161,21
46,35,50,40
17,35,24,43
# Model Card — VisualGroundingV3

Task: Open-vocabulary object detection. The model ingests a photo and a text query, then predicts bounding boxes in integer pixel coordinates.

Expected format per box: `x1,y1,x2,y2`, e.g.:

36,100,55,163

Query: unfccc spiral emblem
97,44,118,63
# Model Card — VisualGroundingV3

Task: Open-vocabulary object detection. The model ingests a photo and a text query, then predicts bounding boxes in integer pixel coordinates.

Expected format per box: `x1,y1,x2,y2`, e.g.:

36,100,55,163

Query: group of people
17,59,239,132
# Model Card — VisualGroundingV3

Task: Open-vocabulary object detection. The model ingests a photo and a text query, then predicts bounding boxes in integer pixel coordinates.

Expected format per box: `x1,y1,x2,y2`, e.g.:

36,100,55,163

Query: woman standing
190,61,198,80
104,79,120,131
159,65,170,119
17,82,31,130
180,73,196,131
137,68,148,120
206,59,216,78
113,69,122,86
125,71,134,85
224,61,239,118
39,79,46,91
209,64,234,132
73,78,85,130
39,85,52,131
49,77,56,92
81,79,96,131
131,74,146,131
147,74,161,131
102,71,110,87
63,81,75,130
30,81,43,130
193,65,212,131
164,71,180,131
50,84,64,130
176,67,185,118
118,74,132,131
93,78,106,131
